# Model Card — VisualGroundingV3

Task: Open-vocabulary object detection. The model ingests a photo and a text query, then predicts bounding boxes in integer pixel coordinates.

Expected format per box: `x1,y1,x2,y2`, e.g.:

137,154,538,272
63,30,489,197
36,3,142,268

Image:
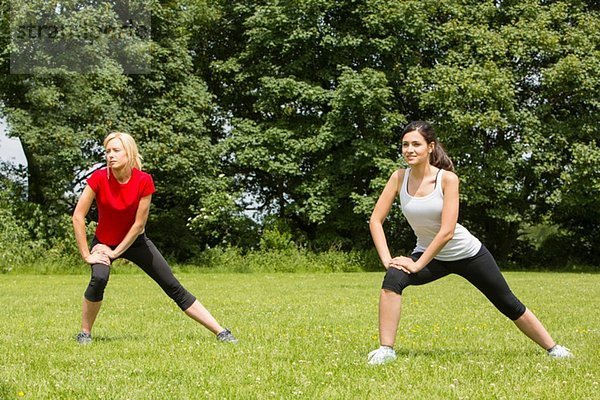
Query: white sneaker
367,346,397,365
547,344,573,358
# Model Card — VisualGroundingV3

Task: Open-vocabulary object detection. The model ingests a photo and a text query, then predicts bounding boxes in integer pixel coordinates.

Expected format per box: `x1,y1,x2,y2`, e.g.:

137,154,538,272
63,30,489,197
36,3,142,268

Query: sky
0,117,27,166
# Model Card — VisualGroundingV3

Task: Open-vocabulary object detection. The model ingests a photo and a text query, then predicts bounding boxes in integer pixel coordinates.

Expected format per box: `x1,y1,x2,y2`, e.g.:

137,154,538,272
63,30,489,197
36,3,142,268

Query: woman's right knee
381,267,409,295
84,264,110,302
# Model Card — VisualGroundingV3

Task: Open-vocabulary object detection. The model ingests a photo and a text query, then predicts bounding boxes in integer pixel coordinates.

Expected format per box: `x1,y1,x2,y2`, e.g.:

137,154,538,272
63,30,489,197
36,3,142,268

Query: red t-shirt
86,167,156,246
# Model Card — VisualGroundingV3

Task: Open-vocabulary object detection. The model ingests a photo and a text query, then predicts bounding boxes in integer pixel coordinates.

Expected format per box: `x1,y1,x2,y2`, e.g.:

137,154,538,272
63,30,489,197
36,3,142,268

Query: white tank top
399,168,481,261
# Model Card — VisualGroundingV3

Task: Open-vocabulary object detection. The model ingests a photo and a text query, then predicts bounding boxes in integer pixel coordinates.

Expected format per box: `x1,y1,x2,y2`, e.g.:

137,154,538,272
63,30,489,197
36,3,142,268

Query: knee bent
381,267,410,295
84,266,110,302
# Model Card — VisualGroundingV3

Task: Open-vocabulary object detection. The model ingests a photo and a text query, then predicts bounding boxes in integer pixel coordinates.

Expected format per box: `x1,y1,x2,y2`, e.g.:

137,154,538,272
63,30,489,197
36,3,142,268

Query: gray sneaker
367,346,397,365
76,331,92,345
216,328,238,343
547,344,573,358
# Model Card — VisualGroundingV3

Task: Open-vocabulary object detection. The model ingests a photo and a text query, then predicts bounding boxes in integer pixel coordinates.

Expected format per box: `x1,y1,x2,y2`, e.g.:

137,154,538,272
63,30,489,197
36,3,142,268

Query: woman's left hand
91,244,116,260
389,256,419,274
391,256,420,274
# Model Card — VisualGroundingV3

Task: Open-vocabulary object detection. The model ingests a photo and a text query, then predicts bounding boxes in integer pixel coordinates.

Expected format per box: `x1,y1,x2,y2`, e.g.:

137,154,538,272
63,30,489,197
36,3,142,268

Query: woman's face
402,130,433,166
105,138,129,170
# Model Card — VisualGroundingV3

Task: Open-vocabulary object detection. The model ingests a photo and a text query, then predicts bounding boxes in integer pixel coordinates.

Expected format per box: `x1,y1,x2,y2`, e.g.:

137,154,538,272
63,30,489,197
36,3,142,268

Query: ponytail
430,141,454,172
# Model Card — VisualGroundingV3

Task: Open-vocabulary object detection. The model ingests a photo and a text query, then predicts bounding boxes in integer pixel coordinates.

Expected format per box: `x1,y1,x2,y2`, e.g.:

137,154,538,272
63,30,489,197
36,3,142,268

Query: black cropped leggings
381,245,526,320
84,234,196,311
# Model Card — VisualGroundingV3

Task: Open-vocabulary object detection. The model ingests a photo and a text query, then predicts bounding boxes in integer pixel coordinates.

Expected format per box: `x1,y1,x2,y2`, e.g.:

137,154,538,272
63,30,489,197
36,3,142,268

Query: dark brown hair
401,121,455,172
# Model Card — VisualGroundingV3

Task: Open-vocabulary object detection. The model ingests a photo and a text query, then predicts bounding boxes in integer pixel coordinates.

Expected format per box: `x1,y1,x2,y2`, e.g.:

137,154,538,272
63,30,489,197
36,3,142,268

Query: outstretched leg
123,235,235,341
513,308,572,357
455,246,570,355
184,300,224,334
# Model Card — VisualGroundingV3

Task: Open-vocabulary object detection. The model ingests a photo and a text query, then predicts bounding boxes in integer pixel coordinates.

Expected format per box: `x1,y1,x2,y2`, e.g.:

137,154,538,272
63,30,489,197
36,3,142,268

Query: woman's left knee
381,268,410,295
500,297,526,321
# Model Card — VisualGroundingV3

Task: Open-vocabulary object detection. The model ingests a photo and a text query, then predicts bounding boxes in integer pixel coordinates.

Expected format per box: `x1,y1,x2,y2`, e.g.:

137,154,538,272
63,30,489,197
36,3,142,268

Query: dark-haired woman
367,121,571,364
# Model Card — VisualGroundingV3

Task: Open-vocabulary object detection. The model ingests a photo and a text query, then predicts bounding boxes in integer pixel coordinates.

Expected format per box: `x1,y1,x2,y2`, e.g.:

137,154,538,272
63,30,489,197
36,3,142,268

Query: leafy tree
1,0,597,266
0,0,243,259
0,162,39,270
205,0,405,249
207,0,599,264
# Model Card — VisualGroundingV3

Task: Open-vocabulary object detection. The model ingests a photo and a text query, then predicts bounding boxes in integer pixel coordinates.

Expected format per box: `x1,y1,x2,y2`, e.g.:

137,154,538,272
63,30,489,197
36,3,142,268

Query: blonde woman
72,132,237,344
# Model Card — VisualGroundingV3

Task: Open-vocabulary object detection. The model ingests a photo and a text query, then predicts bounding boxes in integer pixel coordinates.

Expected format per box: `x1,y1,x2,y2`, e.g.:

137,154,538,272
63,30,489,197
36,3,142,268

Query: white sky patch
0,117,27,166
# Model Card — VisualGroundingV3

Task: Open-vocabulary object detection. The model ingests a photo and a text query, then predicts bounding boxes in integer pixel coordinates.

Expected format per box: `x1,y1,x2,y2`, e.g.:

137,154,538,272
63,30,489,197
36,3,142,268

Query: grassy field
1,271,598,399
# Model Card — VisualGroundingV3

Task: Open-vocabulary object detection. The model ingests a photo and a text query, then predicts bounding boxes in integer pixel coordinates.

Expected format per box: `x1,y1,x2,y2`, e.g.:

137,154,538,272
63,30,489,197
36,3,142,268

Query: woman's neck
409,163,435,179
111,167,133,184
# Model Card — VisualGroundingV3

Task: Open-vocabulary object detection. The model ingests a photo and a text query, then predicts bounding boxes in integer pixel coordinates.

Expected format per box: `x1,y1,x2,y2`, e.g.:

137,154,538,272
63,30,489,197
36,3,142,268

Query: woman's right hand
85,251,111,266
91,243,112,256
387,257,412,274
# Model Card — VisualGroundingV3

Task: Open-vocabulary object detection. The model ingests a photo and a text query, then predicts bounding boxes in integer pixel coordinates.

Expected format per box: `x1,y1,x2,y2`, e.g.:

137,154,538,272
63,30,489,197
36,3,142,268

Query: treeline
0,0,598,269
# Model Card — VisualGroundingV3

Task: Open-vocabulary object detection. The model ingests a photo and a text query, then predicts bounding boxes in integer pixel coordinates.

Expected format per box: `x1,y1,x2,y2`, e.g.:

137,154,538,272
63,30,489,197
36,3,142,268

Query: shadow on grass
88,333,146,343
85,332,219,344
393,346,537,359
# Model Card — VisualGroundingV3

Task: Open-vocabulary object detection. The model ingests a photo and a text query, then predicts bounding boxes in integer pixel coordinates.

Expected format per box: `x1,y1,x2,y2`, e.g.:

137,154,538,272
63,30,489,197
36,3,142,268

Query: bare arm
72,185,110,265
369,170,405,270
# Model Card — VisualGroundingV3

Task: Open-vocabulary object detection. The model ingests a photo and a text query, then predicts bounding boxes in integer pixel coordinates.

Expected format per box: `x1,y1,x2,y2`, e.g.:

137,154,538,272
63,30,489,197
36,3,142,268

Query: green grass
1,271,598,399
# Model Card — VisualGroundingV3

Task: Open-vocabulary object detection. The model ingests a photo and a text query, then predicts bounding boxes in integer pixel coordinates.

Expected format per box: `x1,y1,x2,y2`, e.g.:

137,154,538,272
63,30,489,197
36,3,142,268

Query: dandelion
17,391,25,397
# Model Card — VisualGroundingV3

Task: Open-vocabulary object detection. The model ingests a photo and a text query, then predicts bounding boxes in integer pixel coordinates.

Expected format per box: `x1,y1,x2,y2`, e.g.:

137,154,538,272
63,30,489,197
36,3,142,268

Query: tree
205,0,405,249
0,0,243,259
1,0,597,266
206,0,599,263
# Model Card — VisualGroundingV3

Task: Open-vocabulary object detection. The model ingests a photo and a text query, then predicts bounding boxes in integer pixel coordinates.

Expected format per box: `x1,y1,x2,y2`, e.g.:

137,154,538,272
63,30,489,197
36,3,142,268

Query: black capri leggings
84,234,196,311
381,245,526,320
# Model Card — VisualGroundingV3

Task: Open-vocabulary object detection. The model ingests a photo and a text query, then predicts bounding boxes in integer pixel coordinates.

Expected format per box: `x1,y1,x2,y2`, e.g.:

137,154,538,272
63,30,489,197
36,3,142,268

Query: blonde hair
103,131,143,171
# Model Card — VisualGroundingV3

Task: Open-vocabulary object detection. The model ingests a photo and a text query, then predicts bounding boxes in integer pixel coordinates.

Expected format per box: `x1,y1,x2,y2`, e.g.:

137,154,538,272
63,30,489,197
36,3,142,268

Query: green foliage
213,1,405,248
549,141,600,263
0,0,598,267
0,168,40,271
259,225,295,251
518,222,561,252
0,0,249,260
203,0,600,264
189,245,379,273
0,163,89,272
